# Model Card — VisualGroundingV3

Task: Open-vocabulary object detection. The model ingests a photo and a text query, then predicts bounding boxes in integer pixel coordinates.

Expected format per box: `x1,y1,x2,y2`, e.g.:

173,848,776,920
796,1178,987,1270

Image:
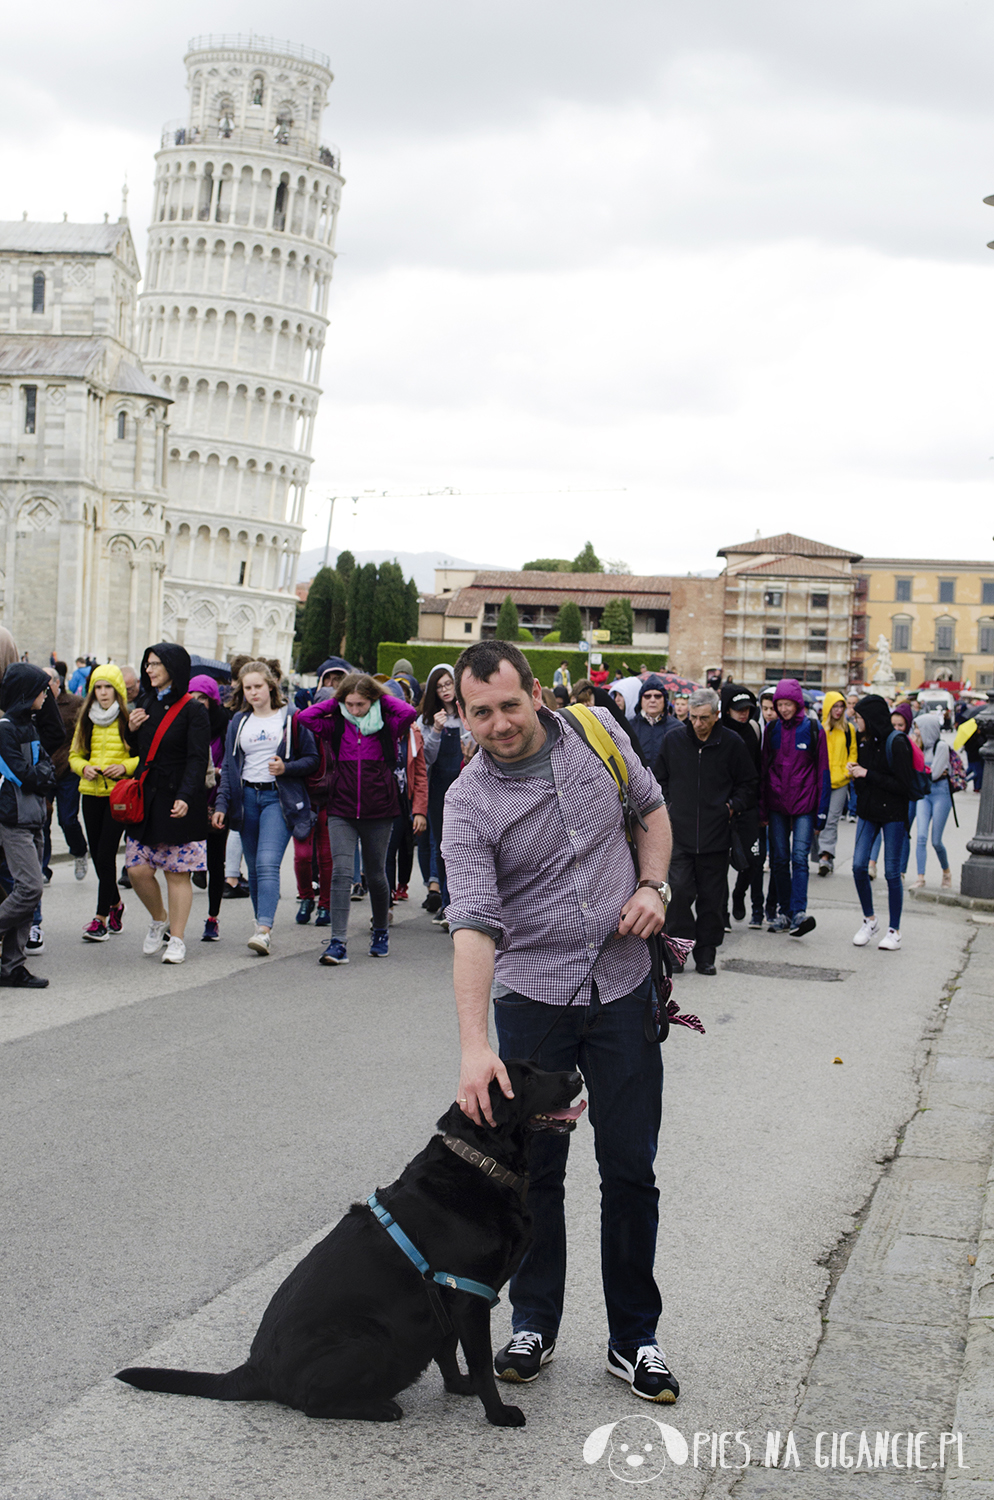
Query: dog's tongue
544,1101,587,1121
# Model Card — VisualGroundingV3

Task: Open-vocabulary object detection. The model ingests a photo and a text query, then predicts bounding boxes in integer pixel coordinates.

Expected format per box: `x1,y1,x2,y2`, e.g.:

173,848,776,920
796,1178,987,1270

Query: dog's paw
443,1374,476,1396
488,1403,526,1427
378,1400,404,1422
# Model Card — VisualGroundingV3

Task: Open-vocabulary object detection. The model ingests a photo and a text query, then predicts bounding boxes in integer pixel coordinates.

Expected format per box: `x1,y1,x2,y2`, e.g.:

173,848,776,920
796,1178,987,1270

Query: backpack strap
558,705,646,849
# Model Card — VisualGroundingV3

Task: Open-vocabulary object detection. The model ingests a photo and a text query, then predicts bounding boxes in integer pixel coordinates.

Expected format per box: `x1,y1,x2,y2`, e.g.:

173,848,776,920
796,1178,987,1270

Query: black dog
117,1060,584,1426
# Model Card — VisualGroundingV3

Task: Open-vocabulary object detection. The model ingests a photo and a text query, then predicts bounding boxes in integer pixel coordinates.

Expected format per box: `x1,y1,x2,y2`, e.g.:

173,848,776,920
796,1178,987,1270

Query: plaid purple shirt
442,708,664,1006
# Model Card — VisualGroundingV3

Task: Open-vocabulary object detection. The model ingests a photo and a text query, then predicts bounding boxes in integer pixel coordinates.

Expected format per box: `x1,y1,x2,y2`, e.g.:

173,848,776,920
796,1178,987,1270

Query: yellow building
858,558,994,690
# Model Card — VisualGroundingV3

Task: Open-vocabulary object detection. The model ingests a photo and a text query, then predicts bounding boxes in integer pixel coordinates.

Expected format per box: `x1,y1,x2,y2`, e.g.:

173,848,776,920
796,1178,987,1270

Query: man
68,657,90,695
672,691,690,723
760,690,777,728
719,685,764,927
46,664,89,881
656,687,757,973
0,666,58,987
121,664,141,704
816,692,854,876
759,678,829,937
628,674,675,765
552,660,572,693
443,640,679,1403
314,656,352,701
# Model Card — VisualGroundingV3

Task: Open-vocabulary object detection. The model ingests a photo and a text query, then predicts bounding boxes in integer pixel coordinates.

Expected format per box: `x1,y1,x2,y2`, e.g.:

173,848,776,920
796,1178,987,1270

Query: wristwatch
636,880,672,905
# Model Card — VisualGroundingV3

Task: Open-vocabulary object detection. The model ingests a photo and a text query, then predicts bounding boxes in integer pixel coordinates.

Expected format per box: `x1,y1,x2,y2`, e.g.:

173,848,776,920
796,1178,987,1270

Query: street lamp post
960,699,994,900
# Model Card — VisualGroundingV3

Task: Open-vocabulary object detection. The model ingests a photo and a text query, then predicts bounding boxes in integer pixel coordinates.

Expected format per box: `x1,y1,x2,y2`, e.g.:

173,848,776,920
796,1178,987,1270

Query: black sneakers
789,914,816,937
607,1345,680,1403
0,966,49,989
494,1331,556,1382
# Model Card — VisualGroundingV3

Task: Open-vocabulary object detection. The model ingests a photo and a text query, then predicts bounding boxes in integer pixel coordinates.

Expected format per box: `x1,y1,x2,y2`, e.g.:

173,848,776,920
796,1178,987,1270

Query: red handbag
109,695,192,824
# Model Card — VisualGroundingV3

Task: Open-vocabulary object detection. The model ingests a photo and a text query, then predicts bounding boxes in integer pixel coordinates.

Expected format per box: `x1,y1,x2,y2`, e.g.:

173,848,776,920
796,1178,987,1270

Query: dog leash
366,1194,499,1337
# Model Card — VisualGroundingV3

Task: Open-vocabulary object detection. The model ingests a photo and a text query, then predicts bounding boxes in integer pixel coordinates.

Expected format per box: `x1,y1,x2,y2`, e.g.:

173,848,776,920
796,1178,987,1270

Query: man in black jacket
0,664,59,987
655,687,758,974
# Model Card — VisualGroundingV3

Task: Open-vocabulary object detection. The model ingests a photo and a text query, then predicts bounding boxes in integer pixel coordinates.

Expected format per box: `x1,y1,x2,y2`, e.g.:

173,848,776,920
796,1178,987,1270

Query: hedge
376,642,668,683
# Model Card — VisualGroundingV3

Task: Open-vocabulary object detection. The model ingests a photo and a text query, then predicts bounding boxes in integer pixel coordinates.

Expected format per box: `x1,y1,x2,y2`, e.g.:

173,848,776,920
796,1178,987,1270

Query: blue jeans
239,784,291,928
768,811,814,921
916,781,952,876
493,976,663,1350
870,823,910,875
854,817,904,931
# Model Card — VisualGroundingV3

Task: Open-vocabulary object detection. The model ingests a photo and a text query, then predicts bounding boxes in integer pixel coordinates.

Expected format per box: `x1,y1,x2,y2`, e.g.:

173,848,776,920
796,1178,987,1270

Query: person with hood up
816,691,855,877
849,694,914,950
759,677,830,937
69,663,138,942
628,675,675,765
125,644,210,965
720,684,765,926
0,664,58,987
314,657,352,702
297,672,419,963
911,711,953,890
187,674,230,941
610,675,644,720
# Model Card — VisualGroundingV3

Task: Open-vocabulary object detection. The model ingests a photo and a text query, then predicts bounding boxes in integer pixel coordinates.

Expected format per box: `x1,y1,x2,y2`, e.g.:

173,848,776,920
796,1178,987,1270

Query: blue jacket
216,708,319,840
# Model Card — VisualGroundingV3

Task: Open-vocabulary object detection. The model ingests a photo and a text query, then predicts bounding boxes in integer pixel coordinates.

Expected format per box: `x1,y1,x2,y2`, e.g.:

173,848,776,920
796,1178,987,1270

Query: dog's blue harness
366,1194,499,1307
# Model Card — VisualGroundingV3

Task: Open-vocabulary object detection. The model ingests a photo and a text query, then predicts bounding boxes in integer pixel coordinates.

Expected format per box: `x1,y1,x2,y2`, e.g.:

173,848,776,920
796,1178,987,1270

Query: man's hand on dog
617,887,666,938
458,1045,514,1128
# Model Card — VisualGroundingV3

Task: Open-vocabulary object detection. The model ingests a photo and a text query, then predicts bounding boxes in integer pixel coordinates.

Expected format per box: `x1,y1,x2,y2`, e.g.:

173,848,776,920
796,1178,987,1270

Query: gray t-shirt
492,726,555,783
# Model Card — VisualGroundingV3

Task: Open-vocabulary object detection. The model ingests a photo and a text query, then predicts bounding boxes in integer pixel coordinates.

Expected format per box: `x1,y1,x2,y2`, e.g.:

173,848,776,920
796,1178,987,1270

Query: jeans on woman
328,817,392,940
870,822,910,875
239,784,291,928
854,817,905,931
916,779,952,876
767,811,814,921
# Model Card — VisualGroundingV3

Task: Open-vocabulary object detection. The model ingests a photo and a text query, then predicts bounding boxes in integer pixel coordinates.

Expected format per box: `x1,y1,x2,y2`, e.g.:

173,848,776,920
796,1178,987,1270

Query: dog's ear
583,1424,616,1464
436,1101,466,1134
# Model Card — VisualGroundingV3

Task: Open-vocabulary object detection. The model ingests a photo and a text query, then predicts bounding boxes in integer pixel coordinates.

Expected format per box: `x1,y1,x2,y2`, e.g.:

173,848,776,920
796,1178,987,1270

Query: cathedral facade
137,35,343,665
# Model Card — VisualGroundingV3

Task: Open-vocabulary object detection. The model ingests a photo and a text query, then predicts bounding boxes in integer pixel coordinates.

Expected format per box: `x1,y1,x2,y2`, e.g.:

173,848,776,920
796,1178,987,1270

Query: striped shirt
442,707,664,1006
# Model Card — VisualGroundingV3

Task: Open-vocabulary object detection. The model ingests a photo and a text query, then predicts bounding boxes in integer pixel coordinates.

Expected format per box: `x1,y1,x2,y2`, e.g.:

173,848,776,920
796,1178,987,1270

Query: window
978,671,994,688
982,580,994,606
810,592,829,610
764,626,782,651
979,620,994,655
894,669,910,685
935,620,956,653
116,411,127,440
23,385,36,434
808,627,828,652
32,273,45,313
892,619,911,653
764,590,783,608
938,579,955,604
895,577,912,602
464,622,472,633
251,75,264,106
238,561,247,585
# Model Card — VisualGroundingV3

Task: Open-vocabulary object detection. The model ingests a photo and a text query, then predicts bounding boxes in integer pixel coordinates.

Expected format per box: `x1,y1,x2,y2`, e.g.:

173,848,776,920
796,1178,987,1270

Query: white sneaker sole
606,1357,678,1403
852,926,879,947
495,1348,554,1383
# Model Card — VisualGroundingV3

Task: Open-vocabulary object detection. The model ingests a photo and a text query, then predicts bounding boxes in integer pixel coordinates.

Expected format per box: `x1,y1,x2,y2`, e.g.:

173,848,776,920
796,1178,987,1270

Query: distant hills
295,548,508,593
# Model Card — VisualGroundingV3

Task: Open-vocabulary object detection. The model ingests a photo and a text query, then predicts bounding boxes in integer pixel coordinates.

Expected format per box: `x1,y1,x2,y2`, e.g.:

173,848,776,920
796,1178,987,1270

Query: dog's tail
115,1362,268,1402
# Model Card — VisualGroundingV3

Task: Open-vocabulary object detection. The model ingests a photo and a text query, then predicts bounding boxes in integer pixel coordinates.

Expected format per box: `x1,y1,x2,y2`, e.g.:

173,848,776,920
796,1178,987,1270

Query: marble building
0,215,170,663
138,34,343,664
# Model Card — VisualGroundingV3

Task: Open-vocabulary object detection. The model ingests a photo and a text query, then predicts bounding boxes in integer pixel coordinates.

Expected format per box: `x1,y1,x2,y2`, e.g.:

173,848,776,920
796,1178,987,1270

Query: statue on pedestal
870,633,897,696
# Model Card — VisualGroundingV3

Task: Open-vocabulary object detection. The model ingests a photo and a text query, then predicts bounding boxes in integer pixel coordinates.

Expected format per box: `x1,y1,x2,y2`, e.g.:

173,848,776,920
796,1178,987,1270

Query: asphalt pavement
1,794,991,1499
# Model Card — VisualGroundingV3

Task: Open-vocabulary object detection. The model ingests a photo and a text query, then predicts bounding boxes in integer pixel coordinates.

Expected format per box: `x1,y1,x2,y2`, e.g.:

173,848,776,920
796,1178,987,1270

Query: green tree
571,541,602,573
372,561,412,651
599,596,634,645
405,577,420,639
297,567,336,672
336,549,356,585
556,600,583,644
522,557,572,572
495,593,520,641
346,561,378,668
327,569,348,658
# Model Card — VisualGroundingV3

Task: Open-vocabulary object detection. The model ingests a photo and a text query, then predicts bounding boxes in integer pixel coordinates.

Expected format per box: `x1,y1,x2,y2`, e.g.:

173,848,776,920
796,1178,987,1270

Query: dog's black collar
441,1134,527,1198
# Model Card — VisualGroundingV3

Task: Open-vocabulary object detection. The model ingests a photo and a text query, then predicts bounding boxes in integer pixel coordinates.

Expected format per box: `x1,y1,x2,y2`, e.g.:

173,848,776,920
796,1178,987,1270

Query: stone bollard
960,700,994,900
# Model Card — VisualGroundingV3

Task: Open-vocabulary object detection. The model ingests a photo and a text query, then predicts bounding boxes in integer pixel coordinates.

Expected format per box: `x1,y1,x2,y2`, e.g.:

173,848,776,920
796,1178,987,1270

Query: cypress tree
571,541,602,573
327,568,348,658
372,561,411,653
346,562,378,668
297,567,335,672
405,577,420,639
599,596,633,645
556,600,583,644
495,594,520,641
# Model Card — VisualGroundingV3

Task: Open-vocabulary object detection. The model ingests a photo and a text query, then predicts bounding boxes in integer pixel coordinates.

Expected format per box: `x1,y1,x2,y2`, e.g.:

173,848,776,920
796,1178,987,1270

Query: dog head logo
583,1416,689,1482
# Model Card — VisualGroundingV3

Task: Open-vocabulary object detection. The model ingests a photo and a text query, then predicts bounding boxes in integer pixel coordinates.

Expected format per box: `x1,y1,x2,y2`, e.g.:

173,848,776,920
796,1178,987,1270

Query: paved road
0,796,986,1498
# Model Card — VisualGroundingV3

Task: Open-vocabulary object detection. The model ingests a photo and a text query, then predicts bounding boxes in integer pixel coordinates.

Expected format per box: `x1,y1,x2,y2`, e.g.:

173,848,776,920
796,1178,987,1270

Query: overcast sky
3,1,993,573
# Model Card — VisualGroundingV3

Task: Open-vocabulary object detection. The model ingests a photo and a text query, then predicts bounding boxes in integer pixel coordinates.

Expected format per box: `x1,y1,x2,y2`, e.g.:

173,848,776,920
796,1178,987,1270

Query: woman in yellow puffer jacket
69,663,138,941
816,690,856,875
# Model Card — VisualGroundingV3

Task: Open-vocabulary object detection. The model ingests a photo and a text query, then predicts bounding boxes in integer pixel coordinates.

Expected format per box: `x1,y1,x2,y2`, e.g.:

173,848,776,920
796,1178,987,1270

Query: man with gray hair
654,686,757,974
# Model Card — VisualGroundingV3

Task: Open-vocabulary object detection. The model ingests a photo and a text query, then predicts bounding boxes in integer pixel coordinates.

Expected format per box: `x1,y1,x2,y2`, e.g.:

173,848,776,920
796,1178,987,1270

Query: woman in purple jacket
759,677,830,937
298,673,418,965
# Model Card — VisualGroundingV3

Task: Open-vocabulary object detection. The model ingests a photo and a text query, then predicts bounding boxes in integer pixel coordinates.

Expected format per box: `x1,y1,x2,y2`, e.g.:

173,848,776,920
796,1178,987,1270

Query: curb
908,887,994,915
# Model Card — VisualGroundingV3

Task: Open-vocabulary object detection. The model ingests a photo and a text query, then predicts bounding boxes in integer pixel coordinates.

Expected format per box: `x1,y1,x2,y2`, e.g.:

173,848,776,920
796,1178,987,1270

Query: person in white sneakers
849,695,913,951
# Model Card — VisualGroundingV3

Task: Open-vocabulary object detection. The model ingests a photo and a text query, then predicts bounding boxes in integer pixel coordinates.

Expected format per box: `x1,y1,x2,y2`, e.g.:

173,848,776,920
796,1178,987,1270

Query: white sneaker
852,917,879,947
161,935,186,964
247,928,271,956
74,855,88,881
878,929,902,951
143,918,170,955
26,924,44,954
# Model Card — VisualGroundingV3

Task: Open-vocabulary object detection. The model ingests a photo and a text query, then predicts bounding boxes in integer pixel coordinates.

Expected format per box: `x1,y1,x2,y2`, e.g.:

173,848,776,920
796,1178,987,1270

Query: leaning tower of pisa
137,34,343,665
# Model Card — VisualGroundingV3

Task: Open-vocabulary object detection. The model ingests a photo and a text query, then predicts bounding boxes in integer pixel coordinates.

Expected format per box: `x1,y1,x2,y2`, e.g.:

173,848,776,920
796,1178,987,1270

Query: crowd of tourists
0,628,986,991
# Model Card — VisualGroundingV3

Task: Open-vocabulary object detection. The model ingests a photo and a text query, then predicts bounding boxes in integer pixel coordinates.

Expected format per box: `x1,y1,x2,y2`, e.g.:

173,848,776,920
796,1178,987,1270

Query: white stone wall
139,37,342,668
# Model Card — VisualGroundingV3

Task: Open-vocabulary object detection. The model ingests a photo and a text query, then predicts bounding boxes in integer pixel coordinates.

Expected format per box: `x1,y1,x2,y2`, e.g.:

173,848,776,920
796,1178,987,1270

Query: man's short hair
760,689,774,702
689,687,720,713
454,641,534,708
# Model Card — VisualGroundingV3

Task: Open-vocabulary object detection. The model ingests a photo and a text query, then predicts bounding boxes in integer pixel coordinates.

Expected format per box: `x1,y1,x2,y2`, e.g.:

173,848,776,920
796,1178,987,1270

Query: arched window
979,618,994,655
934,616,956,653
217,97,234,138
274,106,293,146
251,75,264,107
891,613,912,654
117,411,127,440
32,273,45,313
